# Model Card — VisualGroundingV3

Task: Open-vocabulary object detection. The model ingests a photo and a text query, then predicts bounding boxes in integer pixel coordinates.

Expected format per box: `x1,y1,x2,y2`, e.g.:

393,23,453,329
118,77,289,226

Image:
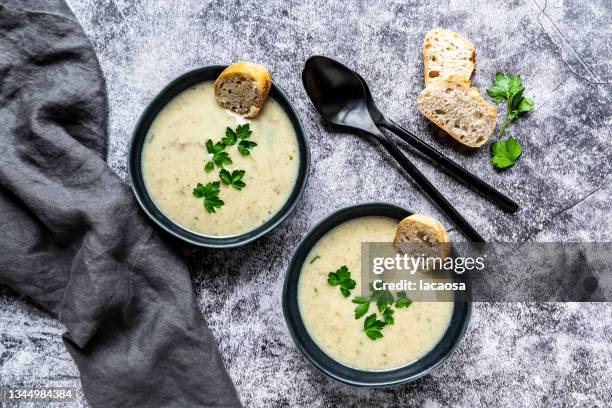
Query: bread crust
214,62,271,118
417,77,497,148
423,28,476,86
394,214,451,258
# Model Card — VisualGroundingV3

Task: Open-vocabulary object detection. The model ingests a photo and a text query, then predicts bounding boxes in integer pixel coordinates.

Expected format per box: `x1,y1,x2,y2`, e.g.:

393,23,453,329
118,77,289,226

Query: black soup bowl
128,66,310,248
282,202,471,386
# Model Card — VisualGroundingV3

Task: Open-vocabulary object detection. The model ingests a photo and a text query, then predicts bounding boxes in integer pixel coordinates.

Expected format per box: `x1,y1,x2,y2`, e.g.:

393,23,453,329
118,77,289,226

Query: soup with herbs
142,81,299,236
298,216,454,370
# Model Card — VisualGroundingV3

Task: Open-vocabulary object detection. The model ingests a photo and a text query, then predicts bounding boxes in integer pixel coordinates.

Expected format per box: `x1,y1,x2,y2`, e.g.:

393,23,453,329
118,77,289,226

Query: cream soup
298,216,454,370
142,82,299,236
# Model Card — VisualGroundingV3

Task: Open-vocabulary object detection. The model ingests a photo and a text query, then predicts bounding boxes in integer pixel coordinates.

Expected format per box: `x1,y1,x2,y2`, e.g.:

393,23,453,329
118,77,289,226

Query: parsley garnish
223,124,253,145
395,291,413,309
236,124,252,140
490,136,522,169
486,72,532,170
382,306,394,325
363,314,386,340
309,255,321,264
194,124,258,214
222,127,238,145
368,283,395,313
222,124,257,155
192,181,224,213
213,151,231,167
327,265,356,298
375,289,394,313
486,72,534,137
204,161,214,173
238,140,257,156
342,284,414,340
206,139,232,168
219,169,246,190
352,296,371,319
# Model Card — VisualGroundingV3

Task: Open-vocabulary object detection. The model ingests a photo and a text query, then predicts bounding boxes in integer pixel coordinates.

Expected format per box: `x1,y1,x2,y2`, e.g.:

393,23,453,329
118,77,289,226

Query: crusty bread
394,214,451,259
214,62,271,118
417,77,497,147
423,29,476,86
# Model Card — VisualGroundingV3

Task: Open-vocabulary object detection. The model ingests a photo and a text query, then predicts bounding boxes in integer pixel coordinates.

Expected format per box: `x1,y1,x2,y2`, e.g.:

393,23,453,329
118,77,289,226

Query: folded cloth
0,2,241,407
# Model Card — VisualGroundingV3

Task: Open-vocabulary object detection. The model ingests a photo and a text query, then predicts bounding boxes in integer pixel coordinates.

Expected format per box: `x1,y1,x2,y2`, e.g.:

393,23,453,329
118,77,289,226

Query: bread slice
417,77,497,147
423,29,476,86
214,62,271,118
394,214,451,259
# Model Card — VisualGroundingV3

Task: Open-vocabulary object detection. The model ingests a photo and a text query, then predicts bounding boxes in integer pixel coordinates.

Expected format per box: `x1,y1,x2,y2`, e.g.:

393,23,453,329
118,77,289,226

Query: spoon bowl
302,56,380,135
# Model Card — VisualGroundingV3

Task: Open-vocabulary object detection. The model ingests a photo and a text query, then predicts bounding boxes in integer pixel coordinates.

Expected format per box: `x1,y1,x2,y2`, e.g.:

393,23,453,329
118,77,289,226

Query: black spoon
355,72,519,213
302,55,485,242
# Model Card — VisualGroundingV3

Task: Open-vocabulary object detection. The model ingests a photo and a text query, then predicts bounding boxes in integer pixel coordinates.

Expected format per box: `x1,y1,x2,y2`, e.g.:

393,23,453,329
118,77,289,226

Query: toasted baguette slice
417,77,497,147
394,214,451,259
214,62,271,118
423,29,476,86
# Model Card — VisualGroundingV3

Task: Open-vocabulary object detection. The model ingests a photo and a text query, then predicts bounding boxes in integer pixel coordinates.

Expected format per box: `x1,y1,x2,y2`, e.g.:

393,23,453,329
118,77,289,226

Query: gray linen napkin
0,2,241,406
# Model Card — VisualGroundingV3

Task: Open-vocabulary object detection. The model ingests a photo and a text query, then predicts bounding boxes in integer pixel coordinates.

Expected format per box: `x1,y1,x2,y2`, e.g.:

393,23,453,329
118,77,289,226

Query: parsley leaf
486,72,523,103
206,139,225,154
486,72,534,137
309,255,321,264
369,287,394,313
219,169,246,190
206,139,232,168
222,127,238,146
395,291,413,308
327,265,356,298
192,181,224,213
352,296,371,319
382,306,394,325
238,140,257,155
363,313,386,340
491,136,522,169
236,124,252,140
204,161,215,173
213,151,232,167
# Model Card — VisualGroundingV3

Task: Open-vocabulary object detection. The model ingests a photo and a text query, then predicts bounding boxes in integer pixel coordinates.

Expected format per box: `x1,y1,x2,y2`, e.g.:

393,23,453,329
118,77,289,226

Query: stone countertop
1,0,611,406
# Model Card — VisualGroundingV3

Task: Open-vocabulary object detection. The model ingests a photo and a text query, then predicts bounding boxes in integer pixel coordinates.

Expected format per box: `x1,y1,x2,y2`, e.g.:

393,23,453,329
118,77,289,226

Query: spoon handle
373,131,485,242
382,119,519,213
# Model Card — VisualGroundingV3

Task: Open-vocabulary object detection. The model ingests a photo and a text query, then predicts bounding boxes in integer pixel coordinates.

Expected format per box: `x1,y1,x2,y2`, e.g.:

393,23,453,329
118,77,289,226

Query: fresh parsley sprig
394,291,413,308
223,124,253,144
382,306,394,325
486,72,533,170
192,181,224,213
486,72,534,137
345,284,413,340
225,123,257,155
196,124,258,213
327,265,356,298
238,140,257,155
352,296,371,319
219,169,246,190
363,314,386,340
205,139,232,170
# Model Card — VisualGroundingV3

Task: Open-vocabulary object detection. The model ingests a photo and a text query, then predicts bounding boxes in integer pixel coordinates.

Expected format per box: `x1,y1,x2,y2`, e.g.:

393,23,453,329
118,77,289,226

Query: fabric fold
0,2,241,406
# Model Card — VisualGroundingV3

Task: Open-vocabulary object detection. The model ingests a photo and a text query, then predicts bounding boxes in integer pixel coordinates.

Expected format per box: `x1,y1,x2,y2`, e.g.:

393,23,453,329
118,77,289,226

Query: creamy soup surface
298,216,454,370
142,81,299,236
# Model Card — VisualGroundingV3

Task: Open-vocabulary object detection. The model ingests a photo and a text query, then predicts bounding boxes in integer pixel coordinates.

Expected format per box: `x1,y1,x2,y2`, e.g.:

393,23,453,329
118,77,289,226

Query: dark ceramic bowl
282,202,471,387
128,66,310,248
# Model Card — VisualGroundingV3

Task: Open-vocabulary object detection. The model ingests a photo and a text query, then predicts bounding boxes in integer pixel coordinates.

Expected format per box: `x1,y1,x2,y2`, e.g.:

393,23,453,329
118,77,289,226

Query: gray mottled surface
1,0,611,406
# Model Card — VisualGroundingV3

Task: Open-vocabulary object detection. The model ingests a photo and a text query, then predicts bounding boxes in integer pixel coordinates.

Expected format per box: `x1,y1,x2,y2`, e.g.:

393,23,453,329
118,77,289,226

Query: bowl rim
128,65,310,248
282,202,472,387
